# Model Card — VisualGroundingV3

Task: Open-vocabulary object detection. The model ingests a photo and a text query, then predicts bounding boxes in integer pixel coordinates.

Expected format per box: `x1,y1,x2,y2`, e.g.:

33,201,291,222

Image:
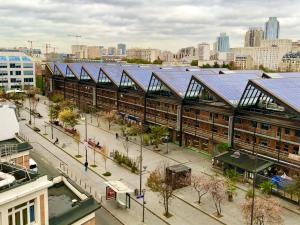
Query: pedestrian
116,133,119,139
96,142,100,148
54,138,59,145
84,161,88,171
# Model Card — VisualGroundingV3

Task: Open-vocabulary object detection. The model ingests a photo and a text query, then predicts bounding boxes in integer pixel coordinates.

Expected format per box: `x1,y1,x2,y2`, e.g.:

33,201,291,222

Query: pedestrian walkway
19,96,300,225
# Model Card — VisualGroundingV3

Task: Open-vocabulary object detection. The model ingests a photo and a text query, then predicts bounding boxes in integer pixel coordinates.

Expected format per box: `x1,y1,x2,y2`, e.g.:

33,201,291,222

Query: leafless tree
241,196,283,225
191,174,211,204
209,177,226,216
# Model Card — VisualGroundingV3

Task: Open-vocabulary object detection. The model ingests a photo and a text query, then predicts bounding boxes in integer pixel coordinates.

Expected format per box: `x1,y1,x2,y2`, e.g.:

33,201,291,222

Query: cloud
0,0,299,52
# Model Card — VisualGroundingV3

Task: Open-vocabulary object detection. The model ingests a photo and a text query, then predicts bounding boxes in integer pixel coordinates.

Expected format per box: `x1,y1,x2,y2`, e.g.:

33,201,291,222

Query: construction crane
27,40,33,56
45,43,51,55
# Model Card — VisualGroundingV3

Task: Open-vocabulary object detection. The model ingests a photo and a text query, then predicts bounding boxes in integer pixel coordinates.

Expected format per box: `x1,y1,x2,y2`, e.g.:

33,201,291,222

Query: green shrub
259,180,275,195
102,171,111,176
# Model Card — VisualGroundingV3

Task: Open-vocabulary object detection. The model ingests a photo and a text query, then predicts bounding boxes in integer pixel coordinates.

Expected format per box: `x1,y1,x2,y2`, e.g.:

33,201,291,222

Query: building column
92,86,96,106
228,115,234,147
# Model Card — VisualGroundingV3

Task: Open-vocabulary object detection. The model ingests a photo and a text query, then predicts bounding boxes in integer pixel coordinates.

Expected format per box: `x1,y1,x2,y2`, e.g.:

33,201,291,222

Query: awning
215,150,274,173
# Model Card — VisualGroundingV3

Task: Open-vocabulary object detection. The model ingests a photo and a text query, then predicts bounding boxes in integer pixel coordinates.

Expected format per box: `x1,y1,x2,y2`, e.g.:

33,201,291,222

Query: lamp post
166,106,169,154
250,127,257,225
139,123,144,195
29,97,32,125
142,189,146,223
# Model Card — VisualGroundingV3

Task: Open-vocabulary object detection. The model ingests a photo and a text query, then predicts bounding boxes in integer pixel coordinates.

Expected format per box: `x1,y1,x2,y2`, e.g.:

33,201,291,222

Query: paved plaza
19,96,300,225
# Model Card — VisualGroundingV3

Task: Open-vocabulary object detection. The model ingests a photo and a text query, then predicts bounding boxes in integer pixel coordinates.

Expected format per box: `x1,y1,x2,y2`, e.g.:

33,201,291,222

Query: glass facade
264,17,280,40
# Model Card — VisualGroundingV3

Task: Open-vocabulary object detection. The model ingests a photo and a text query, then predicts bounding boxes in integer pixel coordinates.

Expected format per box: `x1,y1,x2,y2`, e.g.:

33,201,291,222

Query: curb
172,194,227,225
26,124,171,225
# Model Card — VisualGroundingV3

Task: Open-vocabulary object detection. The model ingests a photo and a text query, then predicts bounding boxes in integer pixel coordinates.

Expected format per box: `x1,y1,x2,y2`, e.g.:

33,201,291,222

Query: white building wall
0,51,35,91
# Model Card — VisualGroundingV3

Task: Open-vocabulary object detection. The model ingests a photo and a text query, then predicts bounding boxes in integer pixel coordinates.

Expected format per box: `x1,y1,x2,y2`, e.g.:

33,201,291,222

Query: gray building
264,17,280,40
216,32,230,52
244,27,264,47
117,43,126,55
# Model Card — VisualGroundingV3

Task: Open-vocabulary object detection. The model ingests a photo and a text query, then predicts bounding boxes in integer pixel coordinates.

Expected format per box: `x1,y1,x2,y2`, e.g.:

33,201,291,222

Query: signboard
136,195,144,199
106,186,116,200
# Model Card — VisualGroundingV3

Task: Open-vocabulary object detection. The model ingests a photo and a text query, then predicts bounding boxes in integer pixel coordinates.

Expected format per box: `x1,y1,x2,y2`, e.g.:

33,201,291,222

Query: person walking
116,133,119,139
84,161,88,171
54,138,59,145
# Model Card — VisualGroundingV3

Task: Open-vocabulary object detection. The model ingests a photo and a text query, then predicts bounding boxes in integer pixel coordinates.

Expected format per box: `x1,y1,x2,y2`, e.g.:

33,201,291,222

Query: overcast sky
1,0,300,53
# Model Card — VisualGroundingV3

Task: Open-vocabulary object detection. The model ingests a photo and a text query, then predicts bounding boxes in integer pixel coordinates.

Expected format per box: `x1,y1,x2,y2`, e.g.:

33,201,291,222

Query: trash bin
134,188,139,196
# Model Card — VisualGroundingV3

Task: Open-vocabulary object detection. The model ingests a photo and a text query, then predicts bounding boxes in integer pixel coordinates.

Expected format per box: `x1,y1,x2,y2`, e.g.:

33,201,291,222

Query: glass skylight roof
264,72,300,78
193,73,260,106
251,78,300,113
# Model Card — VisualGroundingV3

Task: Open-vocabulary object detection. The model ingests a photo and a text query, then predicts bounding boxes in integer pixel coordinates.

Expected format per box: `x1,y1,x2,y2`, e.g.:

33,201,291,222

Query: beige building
234,55,254,70
161,51,174,62
176,47,196,61
126,48,161,62
87,46,101,59
197,43,210,60
244,27,264,47
231,39,292,70
279,52,300,72
71,45,88,59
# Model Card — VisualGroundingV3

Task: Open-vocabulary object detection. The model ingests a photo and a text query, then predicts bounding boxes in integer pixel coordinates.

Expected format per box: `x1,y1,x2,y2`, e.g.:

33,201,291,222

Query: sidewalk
20,96,300,225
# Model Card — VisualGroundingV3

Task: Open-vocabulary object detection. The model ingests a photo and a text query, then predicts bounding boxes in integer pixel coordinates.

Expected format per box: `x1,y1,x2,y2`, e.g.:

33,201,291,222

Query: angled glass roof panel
21,56,31,61
47,62,54,72
67,63,83,78
252,78,300,113
0,56,7,61
8,56,21,61
194,73,261,106
83,63,102,81
154,71,200,98
101,65,139,85
55,63,68,77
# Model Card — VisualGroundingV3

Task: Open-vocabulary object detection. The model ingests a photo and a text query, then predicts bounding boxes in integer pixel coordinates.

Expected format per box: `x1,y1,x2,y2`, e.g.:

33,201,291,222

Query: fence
256,174,300,204
58,162,102,203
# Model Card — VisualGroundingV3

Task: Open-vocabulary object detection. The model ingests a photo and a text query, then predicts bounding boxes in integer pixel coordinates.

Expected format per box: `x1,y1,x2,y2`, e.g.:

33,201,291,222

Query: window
234,131,241,139
23,63,33,68
283,144,289,152
234,118,241,124
223,115,229,121
8,199,35,225
0,63,7,68
285,128,290,135
215,114,219,119
10,63,21,68
24,78,33,83
261,123,271,130
293,146,299,154
0,71,8,76
295,130,300,137
23,70,33,75
259,138,268,146
15,71,21,75
250,121,257,128
276,142,281,150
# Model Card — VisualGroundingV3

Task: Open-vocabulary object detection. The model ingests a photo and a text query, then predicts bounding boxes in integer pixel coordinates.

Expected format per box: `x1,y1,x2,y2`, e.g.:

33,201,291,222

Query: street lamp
142,189,146,223
250,127,257,225
139,122,144,195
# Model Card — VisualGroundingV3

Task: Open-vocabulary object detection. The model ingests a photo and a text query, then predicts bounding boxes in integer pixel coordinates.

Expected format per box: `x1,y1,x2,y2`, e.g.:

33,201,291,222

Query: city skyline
0,0,300,53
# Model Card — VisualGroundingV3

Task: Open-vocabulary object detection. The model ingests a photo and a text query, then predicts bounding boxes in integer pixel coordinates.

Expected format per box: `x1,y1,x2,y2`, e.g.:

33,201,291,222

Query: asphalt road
29,143,123,225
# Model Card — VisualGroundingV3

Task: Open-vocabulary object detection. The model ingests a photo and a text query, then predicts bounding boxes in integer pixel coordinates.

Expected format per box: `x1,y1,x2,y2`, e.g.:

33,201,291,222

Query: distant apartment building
292,40,300,52
279,52,300,72
264,17,280,40
126,48,161,62
161,51,174,62
71,45,88,59
234,55,254,70
176,47,197,62
87,46,101,59
0,51,35,91
218,52,234,63
107,47,117,56
244,27,264,47
197,43,210,60
216,32,230,52
117,44,126,55
231,39,292,70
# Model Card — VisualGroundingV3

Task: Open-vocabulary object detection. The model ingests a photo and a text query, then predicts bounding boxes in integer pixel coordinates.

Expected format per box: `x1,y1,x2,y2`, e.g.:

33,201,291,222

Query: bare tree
103,110,117,130
209,177,226,217
146,163,175,217
191,174,211,204
241,197,283,225
102,145,109,172
74,132,81,158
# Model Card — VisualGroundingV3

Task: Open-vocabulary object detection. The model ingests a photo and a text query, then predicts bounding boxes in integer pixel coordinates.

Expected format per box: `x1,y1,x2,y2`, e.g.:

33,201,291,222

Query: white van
29,158,38,172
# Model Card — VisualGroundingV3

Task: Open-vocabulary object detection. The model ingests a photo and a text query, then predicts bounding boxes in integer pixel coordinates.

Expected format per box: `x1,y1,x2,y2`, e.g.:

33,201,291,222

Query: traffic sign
136,195,144,199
